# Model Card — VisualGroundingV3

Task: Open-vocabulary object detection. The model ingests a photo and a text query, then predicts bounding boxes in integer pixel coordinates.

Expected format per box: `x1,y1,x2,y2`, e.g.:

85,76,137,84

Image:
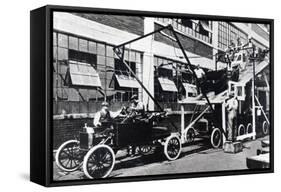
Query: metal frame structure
113,25,226,140
113,26,270,145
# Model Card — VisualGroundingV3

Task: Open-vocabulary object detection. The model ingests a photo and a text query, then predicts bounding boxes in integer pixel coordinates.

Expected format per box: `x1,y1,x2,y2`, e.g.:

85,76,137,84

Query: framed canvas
30,5,274,187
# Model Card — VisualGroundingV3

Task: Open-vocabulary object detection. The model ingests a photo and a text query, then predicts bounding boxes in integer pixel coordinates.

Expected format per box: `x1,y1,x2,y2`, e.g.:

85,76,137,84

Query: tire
164,134,182,161
238,124,245,136
83,144,115,179
55,140,82,172
262,121,269,135
184,127,195,143
210,128,222,149
246,123,252,134
139,145,153,155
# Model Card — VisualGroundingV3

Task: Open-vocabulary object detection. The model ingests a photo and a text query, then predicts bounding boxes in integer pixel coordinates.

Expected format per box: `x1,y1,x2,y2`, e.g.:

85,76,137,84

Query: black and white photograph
51,9,272,182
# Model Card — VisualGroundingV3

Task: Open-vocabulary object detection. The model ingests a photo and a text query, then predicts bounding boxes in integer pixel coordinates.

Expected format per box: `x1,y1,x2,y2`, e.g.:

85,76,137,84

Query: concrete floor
53,136,269,181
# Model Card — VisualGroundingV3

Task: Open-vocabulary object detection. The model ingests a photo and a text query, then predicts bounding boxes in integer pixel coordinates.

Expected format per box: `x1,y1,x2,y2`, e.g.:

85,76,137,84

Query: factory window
53,31,143,106
68,49,97,66
114,59,136,75
218,22,248,50
155,18,212,44
180,19,193,28
110,53,140,102
154,56,181,103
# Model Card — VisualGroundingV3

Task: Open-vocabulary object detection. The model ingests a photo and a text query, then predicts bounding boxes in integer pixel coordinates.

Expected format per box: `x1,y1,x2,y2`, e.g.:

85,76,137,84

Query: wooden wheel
55,140,82,172
164,135,182,161
246,123,252,134
83,144,115,179
210,128,222,148
238,124,245,136
139,145,153,155
184,127,195,143
262,121,269,135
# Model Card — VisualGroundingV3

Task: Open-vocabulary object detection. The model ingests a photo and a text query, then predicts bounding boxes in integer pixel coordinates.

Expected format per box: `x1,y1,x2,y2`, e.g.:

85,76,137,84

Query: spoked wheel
184,127,195,143
262,121,269,135
238,124,246,136
139,145,153,155
210,128,222,149
164,134,182,161
83,144,115,179
55,140,82,172
246,123,252,134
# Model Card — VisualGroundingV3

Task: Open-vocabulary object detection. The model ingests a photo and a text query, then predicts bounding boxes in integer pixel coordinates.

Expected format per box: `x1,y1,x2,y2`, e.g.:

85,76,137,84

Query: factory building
53,12,269,115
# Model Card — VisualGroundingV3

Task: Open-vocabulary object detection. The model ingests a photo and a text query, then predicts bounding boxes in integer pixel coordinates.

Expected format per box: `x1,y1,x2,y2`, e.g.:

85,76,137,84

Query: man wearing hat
93,101,123,127
129,94,145,116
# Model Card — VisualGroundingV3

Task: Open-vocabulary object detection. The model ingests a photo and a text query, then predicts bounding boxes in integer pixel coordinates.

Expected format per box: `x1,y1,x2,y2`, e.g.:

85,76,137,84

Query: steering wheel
120,106,130,115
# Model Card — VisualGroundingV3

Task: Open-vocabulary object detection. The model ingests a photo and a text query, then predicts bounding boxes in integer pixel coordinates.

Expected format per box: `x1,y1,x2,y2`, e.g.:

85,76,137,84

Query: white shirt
93,109,122,127
194,68,205,79
226,97,238,112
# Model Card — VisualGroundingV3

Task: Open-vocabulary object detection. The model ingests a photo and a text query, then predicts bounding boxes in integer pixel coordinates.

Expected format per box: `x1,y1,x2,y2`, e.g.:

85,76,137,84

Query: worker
225,93,239,141
194,65,206,94
129,94,145,116
243,37,253,49
243,38,257,59
225,40,236,62
93,101,122,127
127,94,145,156
236,37,244,50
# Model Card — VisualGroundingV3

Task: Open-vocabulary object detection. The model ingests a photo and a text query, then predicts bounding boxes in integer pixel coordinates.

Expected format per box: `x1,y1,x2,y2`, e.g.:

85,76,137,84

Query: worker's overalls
227,99,238,141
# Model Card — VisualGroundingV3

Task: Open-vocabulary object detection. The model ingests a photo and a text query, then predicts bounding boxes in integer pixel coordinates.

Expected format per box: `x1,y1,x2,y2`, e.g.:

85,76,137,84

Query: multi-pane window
112,49,142,102
218,22,248,50
156,18,212,44
53,31,143,103
154,56,194,103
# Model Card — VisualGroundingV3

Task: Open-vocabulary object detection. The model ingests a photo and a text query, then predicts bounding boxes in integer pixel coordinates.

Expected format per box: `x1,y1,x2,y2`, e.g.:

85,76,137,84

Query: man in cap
129,94,145,116
93,101,123,127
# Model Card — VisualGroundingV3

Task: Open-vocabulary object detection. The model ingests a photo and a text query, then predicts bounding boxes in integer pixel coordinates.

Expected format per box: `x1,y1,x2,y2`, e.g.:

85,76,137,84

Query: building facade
53,12,270,115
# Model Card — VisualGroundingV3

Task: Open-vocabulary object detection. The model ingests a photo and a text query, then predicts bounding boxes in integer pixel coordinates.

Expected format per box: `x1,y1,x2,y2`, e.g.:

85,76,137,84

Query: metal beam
114,25,171,50
255,95,270,124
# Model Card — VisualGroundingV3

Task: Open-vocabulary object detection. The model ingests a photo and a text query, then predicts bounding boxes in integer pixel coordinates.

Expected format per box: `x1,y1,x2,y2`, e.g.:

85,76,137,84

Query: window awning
68,60,102,88
199,21,212,33
158,77,178,92
113,74,141,89
182,82,197,95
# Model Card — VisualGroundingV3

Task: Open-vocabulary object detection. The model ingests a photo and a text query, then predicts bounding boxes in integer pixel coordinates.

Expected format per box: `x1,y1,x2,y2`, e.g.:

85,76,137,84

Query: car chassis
55,112,182,179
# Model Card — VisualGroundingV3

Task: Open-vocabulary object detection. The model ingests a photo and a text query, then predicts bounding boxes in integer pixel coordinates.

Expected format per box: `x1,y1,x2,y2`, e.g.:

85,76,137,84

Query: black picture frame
30,5,274,187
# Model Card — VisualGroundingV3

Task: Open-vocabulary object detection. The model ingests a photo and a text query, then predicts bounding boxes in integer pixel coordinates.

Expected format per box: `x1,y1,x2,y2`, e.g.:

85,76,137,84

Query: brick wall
53,117,94,149
52,105,209,149
73,13,144,36
154,24,213,59
53,100,130,115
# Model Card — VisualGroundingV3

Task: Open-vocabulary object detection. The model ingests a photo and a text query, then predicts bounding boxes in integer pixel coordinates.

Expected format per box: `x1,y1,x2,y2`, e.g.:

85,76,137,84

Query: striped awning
158,77,178,92
68,60,102,88
182,82,197,95
114,74,141,89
